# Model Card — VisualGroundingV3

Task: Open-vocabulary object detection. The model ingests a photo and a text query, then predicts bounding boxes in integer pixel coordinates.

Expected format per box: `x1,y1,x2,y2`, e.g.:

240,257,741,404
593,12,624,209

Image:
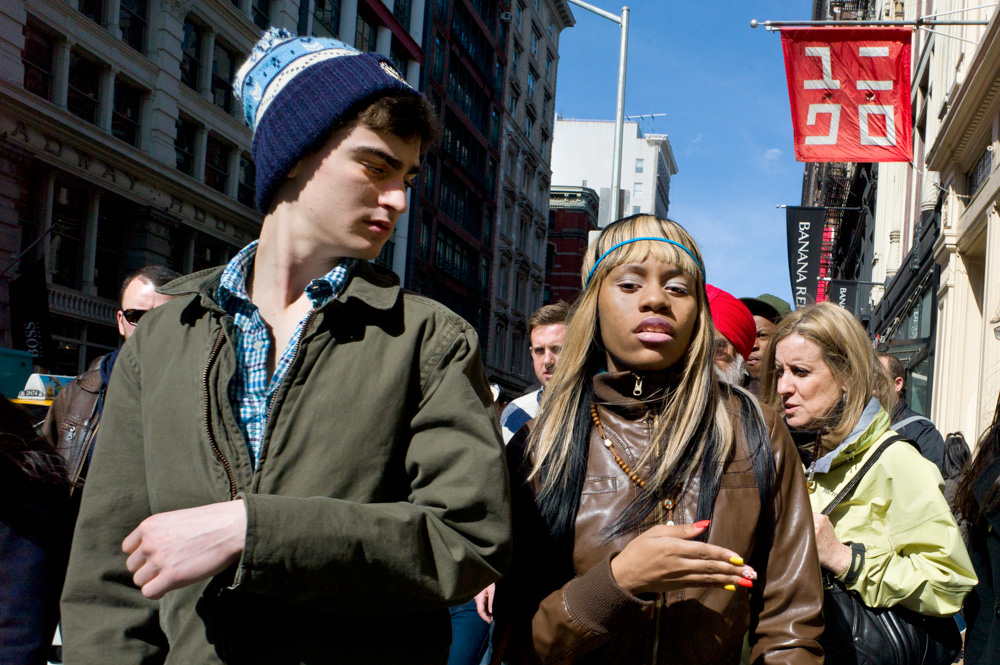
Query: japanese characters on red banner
781,28,912,162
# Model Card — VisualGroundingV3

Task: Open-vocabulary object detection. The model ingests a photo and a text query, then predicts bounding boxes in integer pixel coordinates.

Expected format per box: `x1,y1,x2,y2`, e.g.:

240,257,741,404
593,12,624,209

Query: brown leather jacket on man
40,366,104,493
494,372,824,665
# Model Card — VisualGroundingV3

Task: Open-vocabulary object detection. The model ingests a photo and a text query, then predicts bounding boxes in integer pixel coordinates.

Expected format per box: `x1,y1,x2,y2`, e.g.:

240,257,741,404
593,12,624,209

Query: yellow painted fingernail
724,584,736,591
730,556,744,565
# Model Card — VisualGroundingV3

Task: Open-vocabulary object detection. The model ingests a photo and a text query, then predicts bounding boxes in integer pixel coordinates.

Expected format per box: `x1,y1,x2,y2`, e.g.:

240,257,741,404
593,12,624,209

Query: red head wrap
706,284,756,361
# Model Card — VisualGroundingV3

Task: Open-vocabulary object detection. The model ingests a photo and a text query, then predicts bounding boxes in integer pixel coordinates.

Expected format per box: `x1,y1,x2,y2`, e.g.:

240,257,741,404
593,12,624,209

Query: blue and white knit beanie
234,28,417,212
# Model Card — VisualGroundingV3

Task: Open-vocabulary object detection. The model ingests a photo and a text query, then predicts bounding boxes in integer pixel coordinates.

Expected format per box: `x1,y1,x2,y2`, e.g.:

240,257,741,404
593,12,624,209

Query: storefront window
49,181,87,290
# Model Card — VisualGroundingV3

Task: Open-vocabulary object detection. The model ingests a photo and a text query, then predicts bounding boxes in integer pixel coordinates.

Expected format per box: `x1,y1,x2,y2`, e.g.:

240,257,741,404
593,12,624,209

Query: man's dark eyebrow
352,146,421,175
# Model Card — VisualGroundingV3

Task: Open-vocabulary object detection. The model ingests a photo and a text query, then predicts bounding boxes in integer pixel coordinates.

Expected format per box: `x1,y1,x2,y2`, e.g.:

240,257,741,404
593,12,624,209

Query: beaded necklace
589,403,677,524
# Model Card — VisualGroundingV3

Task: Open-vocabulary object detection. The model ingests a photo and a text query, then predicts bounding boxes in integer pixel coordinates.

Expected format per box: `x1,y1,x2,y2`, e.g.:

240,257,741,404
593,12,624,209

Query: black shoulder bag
818,435,962,665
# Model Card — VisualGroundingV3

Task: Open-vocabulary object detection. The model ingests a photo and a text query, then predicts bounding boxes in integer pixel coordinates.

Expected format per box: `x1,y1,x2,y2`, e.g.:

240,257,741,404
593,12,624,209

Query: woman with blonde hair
759,302,976,664
492,215,823,665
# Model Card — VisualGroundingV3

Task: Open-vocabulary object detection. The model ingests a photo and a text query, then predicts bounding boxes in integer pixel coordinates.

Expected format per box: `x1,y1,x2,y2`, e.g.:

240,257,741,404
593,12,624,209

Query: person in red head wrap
706,284,756,385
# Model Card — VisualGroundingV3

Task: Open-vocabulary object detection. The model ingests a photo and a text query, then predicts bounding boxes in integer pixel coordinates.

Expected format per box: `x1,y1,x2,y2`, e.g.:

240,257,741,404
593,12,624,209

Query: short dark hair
879,353,905,382
527,302,570,338
119,265,182,304
355,93,440,152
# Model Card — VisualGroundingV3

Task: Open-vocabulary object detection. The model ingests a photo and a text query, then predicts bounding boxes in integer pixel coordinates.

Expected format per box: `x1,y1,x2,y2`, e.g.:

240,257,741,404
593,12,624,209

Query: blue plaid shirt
218,241,357,465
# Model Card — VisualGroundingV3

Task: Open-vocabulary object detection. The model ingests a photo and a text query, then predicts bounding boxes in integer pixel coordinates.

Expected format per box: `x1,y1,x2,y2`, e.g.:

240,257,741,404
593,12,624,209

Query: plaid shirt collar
218,240,358,312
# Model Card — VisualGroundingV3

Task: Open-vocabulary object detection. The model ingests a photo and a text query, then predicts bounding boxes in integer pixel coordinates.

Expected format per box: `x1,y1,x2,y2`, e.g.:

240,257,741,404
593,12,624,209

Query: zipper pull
632,373,643,397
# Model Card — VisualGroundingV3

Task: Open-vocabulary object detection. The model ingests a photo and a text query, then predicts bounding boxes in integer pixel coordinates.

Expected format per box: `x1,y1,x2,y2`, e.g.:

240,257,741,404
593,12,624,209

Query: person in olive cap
739,294,792,395
61,29,511,664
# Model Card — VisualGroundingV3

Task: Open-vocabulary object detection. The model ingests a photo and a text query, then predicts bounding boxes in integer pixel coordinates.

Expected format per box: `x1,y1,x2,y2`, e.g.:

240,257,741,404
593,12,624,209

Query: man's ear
286,160,301,179
894,376,905,393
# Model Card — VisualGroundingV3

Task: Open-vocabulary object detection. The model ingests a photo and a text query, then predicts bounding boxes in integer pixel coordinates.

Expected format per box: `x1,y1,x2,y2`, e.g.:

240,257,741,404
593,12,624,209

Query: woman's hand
474,584,495,623
812,513,851,576
609,521,756,595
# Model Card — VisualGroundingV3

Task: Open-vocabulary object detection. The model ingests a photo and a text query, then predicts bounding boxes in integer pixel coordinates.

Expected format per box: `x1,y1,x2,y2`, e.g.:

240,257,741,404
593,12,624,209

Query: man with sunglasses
42,265,180,493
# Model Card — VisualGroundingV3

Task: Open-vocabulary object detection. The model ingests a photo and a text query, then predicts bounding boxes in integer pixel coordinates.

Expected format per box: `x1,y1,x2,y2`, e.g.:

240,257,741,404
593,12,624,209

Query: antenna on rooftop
625,112,667,135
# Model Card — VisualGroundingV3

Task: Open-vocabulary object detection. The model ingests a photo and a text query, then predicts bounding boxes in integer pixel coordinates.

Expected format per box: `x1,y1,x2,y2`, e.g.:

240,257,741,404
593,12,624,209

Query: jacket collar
158,260,401,314
593,369,672,418
813,398,891,474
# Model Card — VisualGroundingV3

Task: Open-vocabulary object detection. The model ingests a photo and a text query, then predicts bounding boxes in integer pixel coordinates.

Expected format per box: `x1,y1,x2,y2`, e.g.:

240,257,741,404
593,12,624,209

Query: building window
68,51,101,125
112,78,143,146
205,135,231,193
526,69,536,100
95,194,128,299
523,113,533,140
252,0,271,31
515,3,522,27
635,158,644,173
632,206,641,214
432,33,445,80
494,320,507,367
390,46,407,78
119,0,147,53
212,42,237,113
418,213,432,259
530,28,538,56
78,0,104,27
174,117,197,175
393,0,412,31
355,11,376,53
508,90,518,114
49,180,87,290
480,256,489,294
22,22,54,101
181,19,202,90
512,44,521,70
312,0,340,38
545,54,552,79
238,154,256,207
632,182,642,199
422,153,437,199
581,179,587,187
967,146,992,198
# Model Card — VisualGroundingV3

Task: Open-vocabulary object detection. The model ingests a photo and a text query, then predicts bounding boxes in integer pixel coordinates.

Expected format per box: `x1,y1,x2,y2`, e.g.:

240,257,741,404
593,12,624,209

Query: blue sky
553,0,814,303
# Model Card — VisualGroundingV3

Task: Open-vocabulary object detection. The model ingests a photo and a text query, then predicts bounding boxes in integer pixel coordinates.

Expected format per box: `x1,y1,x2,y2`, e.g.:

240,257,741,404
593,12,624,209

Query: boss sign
781,28,912,162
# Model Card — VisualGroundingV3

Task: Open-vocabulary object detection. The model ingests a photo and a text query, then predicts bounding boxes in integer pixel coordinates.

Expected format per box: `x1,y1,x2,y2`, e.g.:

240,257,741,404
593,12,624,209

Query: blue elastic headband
585,237,706,288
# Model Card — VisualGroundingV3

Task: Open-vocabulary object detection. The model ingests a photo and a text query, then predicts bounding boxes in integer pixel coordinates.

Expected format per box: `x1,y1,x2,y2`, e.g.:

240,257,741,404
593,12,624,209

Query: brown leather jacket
40,366,103,493
495,372,824,665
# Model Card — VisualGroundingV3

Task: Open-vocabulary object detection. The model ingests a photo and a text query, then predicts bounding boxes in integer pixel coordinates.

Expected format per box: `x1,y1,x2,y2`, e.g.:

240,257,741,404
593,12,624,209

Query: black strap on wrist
843,541,866,584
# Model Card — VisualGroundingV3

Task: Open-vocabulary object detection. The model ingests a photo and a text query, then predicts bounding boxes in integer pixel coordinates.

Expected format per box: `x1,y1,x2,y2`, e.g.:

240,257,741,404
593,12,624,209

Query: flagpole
750,19,989,28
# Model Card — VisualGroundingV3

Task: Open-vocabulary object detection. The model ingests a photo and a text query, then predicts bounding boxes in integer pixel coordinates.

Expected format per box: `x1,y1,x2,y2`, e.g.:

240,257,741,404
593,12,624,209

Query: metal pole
610,6,629,223
751,18,988,28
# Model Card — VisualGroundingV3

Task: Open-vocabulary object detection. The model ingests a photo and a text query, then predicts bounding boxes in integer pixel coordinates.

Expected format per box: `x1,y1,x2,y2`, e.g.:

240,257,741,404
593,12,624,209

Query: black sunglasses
121,308,149,325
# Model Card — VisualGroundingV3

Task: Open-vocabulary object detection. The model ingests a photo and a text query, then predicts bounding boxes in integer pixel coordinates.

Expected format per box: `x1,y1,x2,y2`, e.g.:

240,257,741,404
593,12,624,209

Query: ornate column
339,0,359,48
199,27,216,103
52,40,71,109
98,67,116,133
193,126,208,181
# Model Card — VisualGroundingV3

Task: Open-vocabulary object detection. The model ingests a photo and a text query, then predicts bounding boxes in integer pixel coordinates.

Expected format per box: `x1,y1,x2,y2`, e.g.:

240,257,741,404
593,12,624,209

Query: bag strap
894,414,933,430
821,435,908,516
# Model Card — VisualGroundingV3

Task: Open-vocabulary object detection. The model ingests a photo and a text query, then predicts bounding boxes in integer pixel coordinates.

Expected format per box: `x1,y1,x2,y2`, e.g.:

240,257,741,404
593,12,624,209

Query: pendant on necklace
807,480,817,494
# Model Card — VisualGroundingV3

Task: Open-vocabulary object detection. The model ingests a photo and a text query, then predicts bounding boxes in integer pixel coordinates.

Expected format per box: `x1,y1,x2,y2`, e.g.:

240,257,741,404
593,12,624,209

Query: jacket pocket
582,476,619,495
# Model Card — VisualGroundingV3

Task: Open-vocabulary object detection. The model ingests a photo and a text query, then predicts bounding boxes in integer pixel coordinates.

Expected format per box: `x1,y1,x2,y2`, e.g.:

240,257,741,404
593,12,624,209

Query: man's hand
812,513,851,576
123,500,247,600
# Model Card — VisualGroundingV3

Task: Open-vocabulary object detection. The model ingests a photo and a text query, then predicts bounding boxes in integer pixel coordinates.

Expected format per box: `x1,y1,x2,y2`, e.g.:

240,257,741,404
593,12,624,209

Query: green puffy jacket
60,262,512,664
808,400,975,616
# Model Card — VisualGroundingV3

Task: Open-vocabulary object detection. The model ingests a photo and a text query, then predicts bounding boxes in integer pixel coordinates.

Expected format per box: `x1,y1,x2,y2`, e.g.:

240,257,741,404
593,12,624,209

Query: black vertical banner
786,206,827,306
9,259,52,367
828,279,860,316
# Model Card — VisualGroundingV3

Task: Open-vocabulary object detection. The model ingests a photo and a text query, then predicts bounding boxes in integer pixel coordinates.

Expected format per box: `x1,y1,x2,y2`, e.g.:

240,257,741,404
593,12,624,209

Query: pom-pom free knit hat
234,28,417,212
707,284,756,361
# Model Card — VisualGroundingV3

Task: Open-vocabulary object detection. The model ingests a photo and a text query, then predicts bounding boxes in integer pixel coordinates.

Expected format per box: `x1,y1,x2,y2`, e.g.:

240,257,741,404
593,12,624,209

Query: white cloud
764,148,782,160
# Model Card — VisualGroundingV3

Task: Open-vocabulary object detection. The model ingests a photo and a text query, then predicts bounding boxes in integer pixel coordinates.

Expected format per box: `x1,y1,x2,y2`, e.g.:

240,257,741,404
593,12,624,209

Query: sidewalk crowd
1,28,998,665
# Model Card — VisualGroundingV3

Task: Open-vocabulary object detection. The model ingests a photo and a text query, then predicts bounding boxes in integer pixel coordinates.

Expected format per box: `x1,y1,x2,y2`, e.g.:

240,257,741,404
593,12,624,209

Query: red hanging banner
781,27,912,162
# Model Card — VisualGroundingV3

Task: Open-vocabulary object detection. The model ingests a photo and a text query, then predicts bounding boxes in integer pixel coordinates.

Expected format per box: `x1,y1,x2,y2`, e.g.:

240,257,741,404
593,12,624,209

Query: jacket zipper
203,330,237,500
254,310,317,477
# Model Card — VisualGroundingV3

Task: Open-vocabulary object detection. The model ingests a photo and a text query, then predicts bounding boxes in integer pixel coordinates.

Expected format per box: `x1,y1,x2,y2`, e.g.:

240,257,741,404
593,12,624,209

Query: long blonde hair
758,302,897,445
526,215,741,538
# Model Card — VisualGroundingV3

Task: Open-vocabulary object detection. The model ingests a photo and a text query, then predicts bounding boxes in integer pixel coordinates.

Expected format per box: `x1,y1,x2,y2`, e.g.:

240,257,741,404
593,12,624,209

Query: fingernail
729,556,744,565
738,578,753,588
724,584,736,591
742,568,757,580
694,520,711,529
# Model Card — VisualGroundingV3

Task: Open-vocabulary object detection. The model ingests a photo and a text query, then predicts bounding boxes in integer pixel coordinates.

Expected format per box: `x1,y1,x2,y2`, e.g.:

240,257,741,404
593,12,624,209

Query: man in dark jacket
60,29,511,664
41,265,179,493
879,353,945,472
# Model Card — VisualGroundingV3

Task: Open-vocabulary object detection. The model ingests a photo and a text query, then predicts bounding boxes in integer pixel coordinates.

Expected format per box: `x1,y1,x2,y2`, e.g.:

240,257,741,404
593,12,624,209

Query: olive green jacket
808,400,975,616
60,262,512,664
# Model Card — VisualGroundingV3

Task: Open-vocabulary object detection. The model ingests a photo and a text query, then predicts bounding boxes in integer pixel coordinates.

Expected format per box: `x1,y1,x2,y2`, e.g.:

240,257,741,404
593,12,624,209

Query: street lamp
566,0,630,224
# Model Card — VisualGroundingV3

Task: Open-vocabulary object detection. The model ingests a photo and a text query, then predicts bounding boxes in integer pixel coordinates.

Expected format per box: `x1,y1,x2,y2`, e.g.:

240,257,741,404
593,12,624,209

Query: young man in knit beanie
61,29,512,664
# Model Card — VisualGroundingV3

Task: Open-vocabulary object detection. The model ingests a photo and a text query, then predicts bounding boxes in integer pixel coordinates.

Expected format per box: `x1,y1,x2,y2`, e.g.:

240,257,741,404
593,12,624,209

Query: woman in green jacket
759,302,976,660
